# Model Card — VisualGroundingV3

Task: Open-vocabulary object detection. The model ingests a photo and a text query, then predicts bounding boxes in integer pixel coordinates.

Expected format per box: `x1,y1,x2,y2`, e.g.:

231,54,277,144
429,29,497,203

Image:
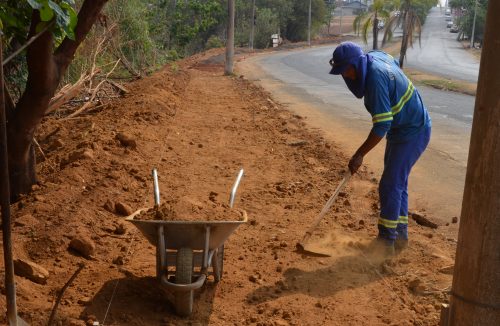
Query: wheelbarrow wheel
175,247,193,317
213,245,224,282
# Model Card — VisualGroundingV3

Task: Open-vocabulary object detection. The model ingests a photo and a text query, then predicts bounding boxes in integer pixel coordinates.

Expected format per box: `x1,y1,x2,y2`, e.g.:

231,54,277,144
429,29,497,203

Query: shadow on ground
246,248,391,304
82,273,218,325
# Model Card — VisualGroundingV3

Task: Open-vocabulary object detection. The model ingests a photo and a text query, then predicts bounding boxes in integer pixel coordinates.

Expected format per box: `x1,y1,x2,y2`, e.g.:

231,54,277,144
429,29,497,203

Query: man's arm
348,131,384,174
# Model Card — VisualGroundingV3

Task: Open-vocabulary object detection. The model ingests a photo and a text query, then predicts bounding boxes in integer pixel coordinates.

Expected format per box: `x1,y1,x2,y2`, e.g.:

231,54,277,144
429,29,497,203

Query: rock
114,223,126,235
274,320,289,326
113,256,124,265
287,140,308,147
115,202,133,216
14,214,40,227
85,315,98,326
103,200,115,213
49,138,65,150
77,297,93,306
410,212,438,229
209,191,218,202
34,195,46,202
452,216,458,223
14,259,49,284
69,235,96,258
249,275,259,283
276,266,283,273
408,278,426,294
116,133,137,149
399,257,411,264
439,264,454,275
66,149,94,165
68,319,86,326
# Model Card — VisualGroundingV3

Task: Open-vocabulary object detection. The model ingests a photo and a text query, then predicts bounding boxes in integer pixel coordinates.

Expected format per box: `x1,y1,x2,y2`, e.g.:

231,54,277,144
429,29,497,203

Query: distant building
334,1,370,16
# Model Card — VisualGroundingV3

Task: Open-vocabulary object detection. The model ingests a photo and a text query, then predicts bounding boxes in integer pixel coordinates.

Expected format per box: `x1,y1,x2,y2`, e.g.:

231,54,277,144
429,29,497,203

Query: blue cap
329,42,364,75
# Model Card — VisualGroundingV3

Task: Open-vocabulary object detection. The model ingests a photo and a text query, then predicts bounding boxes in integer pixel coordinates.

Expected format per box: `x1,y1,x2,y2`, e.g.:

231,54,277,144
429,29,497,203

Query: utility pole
444,1,500,325
470,0,478,48
339,1,343,35
249,0,256,50
225,0,235,75
308,0,312,46
0,32,20,326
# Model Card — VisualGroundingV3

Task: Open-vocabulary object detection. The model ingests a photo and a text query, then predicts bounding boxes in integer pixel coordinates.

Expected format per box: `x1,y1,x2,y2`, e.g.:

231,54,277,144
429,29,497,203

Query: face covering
342,53,373,99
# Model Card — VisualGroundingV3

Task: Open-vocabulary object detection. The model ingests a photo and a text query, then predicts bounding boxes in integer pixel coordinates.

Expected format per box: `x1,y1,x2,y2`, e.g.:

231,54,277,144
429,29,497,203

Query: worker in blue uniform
329,42,431,256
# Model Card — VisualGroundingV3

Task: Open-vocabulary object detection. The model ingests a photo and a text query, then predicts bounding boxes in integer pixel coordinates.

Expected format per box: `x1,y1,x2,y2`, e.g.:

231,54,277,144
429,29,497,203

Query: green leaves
26,0,78,40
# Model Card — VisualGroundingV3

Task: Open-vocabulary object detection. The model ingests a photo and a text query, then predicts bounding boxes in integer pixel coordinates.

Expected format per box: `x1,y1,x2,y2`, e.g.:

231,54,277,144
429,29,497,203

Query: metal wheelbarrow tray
126,169,246,317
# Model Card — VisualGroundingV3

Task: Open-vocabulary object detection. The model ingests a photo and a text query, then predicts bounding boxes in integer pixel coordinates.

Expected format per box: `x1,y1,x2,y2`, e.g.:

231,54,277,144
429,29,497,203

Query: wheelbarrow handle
229,169,244,208
152,168,160,207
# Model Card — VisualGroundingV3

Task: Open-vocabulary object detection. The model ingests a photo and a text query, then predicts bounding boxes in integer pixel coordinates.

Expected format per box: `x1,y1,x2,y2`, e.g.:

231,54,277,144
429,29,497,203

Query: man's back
364,51,431,143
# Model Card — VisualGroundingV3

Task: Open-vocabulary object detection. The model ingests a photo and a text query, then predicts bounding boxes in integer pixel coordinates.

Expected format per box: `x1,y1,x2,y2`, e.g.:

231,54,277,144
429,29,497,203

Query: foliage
284,0,327,42
0,0,77,42
253,8,279,48
1,0,78,99
353,0,392,49
382,0,437,66
170,0,224,51
449,0,488,41
206,35,224,49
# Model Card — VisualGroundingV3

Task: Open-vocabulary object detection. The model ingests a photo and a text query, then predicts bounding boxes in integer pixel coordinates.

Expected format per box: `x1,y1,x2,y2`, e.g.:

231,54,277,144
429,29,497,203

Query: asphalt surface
405,7,479,83
238,9,478,224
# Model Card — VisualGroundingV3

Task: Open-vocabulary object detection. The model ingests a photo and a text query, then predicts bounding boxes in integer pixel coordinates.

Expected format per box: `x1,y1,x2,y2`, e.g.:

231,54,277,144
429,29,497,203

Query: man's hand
348,153,364,175
348,131,384,175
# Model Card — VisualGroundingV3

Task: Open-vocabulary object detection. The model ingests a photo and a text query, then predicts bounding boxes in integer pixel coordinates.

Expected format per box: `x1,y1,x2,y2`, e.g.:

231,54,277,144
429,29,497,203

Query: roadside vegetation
449,0,488,47
0,0,331,200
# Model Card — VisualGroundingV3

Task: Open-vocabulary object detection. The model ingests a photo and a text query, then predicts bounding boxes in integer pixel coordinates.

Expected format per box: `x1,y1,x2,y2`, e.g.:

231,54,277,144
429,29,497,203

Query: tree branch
55,0,110,73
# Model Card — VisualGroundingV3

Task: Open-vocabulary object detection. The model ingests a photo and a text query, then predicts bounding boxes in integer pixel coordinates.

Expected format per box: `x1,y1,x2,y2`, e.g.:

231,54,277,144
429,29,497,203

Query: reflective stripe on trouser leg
378,127,431,241
397,185,409,240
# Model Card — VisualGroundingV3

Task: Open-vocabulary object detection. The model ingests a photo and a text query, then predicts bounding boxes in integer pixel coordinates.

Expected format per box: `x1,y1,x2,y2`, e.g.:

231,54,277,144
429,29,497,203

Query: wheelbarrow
126,169,247,317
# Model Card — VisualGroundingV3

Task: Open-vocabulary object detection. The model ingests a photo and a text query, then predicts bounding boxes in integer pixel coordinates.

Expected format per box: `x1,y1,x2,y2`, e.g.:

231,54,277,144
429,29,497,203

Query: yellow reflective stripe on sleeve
391,82,414,116
378,217,398,229
372,112,393,123
398,215,409,224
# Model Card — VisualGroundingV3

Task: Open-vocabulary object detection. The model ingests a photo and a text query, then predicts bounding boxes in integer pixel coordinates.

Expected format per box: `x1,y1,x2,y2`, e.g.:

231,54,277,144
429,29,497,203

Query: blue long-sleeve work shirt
364,51,431,143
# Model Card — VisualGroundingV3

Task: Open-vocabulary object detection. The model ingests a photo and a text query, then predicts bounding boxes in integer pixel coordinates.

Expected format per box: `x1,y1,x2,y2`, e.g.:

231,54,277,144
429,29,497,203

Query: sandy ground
0,49,458,326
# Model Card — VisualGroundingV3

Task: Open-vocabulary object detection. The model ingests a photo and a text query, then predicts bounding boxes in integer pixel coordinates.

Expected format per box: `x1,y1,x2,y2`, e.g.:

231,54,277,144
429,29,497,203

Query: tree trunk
447,1,500,324
373,12,378,50
6,0,109,200
225,0,235,75
7,13,58,199
399,11,409,68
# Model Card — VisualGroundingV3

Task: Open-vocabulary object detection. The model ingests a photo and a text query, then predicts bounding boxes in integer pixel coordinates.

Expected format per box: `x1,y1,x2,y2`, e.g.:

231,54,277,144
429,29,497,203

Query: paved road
238,22,477,224
405,7,479,83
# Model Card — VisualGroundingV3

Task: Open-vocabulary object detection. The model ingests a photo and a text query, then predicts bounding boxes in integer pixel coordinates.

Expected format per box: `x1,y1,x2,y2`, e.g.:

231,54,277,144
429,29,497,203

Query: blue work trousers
378,127,431,242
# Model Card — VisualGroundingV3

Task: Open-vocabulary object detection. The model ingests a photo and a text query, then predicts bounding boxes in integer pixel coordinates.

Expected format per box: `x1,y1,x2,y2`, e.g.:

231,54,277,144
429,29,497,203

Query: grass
404,68,477,96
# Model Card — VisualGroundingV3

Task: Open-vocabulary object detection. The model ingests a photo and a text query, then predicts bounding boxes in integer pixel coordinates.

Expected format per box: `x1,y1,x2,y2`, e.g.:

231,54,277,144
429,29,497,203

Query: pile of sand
137,196,246,222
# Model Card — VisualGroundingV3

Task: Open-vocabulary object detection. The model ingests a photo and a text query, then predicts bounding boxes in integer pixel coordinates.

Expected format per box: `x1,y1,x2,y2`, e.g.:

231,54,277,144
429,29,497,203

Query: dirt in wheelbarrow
1,47,457,326
137,198,246,221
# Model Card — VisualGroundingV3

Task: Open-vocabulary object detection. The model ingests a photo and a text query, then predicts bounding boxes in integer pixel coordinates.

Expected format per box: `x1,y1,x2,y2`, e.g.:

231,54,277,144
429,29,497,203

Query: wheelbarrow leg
156,225,166,281
202,226,210,273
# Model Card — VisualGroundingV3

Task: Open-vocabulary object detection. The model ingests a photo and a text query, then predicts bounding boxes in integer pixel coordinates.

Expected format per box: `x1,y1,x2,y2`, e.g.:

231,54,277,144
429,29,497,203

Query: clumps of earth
137,195,246,221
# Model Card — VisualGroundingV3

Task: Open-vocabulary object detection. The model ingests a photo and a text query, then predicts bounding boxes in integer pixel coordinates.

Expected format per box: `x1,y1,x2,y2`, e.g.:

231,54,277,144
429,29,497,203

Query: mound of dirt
137,196,246,221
